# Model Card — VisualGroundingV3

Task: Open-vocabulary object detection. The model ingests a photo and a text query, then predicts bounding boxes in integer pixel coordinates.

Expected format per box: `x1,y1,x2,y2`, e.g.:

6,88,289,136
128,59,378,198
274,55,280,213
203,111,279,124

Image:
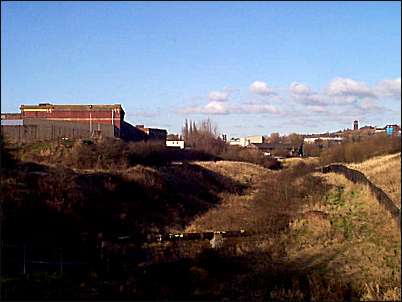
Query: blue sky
2,1,401,137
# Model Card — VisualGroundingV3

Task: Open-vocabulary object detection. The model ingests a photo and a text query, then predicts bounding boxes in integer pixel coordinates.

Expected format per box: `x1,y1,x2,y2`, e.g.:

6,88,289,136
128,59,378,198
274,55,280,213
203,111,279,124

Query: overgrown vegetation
10,138,219,170
181,118,281,168
319,133,401,164
182,160,400,301
1,127,400,300
9,135,281,170
347,152,401,207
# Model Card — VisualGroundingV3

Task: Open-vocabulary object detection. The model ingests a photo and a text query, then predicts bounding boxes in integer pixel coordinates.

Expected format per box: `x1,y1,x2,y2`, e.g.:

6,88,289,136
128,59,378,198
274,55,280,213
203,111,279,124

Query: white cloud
306,105,327,113
204,101,229,114
290,82,327,106
234,103,279,114
208,90,230,102
178,101,279,115
179,101,229,115
249,81,275,96
326,77,374,99
374,77,401,99
355,99,387,113
179,75,399,118
293,93,328,106
290,82,311,95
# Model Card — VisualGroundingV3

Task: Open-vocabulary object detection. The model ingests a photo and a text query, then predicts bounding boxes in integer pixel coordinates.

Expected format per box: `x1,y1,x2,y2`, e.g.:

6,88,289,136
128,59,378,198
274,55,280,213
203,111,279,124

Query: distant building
353,120,359,131
303,137,343,144
136,125,167,141
242,135,264,146
248,142,294,156
20,103,125,135
375,127,386,133
166,140,185,149
385,124,401,136
1,103,167,143
229,135,264,147
229,138,241,146
1,113,23,126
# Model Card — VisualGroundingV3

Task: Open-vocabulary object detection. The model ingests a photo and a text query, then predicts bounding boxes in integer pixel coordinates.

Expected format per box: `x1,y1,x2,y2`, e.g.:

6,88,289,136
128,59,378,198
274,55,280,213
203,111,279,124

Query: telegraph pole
23,245,26,275
59,248,63,275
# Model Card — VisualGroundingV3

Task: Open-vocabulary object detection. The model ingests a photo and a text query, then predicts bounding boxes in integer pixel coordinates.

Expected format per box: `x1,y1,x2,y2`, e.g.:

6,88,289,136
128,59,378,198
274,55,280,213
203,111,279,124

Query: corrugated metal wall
1,119,115,143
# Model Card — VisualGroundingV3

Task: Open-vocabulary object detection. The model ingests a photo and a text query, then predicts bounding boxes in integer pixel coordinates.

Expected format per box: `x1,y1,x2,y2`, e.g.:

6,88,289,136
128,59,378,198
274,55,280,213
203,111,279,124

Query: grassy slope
347,152,401,208
182,159,400,301
2,140,400,300
185,161,272,232
1,159,246,247
282,172,401,301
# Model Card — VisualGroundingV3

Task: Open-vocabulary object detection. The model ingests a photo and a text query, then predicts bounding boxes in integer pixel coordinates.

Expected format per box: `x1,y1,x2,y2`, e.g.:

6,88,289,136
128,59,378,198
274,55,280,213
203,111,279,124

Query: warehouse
1,103,167,143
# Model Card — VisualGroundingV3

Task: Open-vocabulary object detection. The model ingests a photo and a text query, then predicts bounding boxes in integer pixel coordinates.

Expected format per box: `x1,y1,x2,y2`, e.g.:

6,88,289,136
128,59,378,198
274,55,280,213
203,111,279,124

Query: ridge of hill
347,152,401,207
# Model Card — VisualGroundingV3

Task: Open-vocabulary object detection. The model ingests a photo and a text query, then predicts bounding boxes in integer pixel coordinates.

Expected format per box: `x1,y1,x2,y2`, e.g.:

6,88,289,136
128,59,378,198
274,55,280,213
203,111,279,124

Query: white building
230,135,264,147
303,137,343,144
229,138,242,146
166,140,185,149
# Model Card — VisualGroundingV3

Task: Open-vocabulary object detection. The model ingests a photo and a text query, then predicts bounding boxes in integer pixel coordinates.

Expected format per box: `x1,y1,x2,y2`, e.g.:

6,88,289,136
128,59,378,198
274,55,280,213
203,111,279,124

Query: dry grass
280,172,401,301
281,157,319,169
186,161,272,232
193,160,270,186
347,152,401,208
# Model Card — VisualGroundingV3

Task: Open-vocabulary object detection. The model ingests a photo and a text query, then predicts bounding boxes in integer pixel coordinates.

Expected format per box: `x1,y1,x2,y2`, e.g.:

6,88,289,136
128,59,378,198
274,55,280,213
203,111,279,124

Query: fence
318,164,401,226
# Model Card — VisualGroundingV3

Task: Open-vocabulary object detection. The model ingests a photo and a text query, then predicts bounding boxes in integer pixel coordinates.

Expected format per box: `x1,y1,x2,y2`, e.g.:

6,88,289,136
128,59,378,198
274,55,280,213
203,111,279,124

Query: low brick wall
319,164,400,227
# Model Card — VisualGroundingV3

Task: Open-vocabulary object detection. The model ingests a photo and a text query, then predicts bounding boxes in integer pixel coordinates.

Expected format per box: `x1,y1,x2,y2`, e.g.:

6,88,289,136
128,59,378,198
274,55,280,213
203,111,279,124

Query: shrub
220,145,281,169
319,134,401,165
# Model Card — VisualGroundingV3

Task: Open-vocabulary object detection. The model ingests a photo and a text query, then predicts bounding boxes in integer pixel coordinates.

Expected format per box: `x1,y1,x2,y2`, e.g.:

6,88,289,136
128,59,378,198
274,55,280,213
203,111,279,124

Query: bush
319,134,401,165
220,145,281,169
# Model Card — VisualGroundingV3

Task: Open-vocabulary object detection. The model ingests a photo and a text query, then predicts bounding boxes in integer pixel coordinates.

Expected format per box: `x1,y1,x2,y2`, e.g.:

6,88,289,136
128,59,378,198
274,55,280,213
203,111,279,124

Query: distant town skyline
2,1,401,136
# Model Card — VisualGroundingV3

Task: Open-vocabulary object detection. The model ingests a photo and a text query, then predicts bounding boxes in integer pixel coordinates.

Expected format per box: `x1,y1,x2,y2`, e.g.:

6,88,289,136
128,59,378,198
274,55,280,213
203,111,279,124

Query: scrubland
183,157,400,301
347,153,401,207
1,136,401,300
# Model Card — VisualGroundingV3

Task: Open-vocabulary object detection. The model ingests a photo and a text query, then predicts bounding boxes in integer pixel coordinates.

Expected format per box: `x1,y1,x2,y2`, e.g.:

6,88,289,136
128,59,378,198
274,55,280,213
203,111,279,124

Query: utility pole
89,105,93,135
23,245,26,275
59,248,63,275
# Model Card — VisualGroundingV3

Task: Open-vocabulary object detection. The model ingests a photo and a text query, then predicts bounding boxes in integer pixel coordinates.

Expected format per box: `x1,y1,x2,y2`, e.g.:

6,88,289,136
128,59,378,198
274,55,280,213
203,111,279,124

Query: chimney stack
353,120,359,131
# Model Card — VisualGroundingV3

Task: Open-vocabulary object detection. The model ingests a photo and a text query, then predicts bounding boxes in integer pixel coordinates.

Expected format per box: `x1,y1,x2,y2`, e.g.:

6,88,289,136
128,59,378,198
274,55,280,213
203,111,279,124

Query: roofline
20,103,124,111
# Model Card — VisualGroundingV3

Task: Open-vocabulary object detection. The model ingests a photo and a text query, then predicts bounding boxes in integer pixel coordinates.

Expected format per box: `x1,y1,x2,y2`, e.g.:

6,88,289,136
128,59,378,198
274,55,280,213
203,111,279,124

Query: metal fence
319,164,401,226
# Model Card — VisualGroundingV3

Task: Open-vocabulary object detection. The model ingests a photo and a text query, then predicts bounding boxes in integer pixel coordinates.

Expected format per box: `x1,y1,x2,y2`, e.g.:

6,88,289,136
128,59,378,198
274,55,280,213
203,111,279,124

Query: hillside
1,141,400,300
347,153,401,208
179,160,401,300
186,161,272,232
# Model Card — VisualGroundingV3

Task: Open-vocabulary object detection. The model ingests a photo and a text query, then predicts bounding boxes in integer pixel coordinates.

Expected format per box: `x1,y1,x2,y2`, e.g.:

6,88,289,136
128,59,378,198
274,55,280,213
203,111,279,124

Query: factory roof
20,103,124,111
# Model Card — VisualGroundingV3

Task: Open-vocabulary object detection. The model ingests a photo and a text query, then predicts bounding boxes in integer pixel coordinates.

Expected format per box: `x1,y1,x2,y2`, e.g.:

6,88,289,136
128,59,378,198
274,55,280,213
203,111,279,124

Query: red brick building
20,103,125,132
2,103,167,142
135,125,167,141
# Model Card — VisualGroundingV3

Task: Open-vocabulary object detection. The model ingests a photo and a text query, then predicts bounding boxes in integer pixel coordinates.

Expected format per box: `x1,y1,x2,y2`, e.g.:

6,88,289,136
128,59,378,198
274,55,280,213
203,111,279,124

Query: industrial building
303,136,343,144
229,135,264,147
166,140,185,149
1,103,167,143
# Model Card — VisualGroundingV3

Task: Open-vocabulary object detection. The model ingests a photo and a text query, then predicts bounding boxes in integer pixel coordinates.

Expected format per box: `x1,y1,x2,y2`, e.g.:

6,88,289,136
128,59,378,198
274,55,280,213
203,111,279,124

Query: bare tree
181,118,226,154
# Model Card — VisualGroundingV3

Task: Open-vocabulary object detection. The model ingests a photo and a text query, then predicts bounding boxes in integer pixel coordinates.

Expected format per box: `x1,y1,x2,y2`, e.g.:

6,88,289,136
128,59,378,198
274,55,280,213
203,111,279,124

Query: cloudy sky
2,2,400,137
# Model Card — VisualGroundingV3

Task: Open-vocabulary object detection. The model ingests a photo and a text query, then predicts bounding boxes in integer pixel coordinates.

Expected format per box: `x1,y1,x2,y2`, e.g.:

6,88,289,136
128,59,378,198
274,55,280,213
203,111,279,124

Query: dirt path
185,161,273,232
